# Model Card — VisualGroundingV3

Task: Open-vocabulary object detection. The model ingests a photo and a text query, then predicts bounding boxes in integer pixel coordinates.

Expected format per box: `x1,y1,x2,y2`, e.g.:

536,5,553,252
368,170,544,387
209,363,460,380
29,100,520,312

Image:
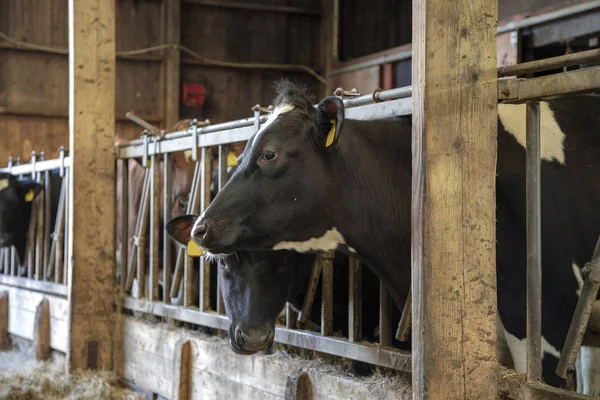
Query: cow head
192,80,346,256
166,214,314,355
0,173,43,263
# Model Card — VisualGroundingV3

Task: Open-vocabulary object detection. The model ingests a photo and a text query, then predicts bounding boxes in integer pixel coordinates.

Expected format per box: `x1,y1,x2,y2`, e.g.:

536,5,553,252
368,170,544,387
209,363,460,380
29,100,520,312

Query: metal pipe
286,303,298,329
526,101,542,383
126,112,162,136
216,145,228,315
120,159,129,293
43,162,51,280
34,167,44,280
556,235,600,378
199,147,212,311
498,49,600,77
53,174,67,284
125,170,150,291
348,256,362,342
149,153,160,302
297,258,323,326
0,157,72,175
341,86,412,108
395,288,412,342
163,154,172,304
62,169,69,285
321,252,334,336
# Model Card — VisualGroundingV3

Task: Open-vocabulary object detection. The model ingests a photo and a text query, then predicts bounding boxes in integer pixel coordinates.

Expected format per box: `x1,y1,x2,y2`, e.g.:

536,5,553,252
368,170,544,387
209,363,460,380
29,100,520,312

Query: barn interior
1,0,600,399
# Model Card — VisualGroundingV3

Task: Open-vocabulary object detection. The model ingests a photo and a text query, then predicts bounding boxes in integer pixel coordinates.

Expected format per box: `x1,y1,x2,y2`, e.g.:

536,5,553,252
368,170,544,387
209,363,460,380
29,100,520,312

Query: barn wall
0,0,323,164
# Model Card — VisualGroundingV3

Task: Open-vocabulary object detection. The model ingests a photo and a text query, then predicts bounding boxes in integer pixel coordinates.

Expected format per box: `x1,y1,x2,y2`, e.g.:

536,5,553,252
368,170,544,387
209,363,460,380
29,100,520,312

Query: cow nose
236,326,274,350
192,222,208,241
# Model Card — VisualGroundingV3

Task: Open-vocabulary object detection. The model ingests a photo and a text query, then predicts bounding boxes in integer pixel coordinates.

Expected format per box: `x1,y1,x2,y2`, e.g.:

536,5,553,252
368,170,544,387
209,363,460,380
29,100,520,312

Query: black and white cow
186,80,600,390
0,172,44,266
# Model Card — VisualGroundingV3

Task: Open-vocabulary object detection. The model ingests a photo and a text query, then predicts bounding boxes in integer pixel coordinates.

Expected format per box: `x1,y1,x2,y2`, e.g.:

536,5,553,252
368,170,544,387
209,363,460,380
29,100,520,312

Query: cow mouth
228,338,268,355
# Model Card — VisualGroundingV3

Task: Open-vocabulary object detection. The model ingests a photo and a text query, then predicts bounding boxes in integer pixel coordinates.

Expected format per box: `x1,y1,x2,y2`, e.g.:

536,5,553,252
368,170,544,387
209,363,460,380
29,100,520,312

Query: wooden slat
0,291,8,350
172,339,192,400
34,298,51,361
411,0,498,397
67,0,116,370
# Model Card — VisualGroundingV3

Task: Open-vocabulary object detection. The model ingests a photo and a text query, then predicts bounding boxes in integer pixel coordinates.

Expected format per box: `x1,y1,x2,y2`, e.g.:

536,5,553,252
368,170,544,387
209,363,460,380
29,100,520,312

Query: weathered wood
164,0,181,128
67,0,116,371
411,0,498,397
34,298,51,361
319,0,335,97
172,339,192,400
119,317,412,399
285,371,312,400
0,291,8,350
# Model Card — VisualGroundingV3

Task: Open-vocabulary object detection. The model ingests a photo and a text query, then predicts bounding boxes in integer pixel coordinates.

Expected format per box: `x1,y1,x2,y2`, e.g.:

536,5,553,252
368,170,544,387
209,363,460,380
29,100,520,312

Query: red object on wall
182,83,207,107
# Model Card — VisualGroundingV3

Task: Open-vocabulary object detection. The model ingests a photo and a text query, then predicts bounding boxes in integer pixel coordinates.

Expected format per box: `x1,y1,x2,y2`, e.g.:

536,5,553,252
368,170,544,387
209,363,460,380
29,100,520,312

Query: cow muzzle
228,325,274,355
192,218,239,254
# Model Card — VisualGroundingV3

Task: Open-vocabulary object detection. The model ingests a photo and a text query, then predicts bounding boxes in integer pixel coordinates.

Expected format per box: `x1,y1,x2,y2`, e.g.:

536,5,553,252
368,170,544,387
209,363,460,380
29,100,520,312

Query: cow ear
166,215,197,246
17,180,43,202
315,96,345,149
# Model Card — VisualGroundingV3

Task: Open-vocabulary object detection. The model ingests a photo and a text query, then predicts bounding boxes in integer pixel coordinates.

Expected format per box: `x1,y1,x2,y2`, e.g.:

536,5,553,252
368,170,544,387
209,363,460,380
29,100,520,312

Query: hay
0,349,146,400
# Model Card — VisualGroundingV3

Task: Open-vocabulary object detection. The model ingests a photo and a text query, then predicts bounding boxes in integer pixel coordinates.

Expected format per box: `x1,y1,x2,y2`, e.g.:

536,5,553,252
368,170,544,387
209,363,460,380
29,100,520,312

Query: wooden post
0,291,8,350
34,298,51,361
165,0,181,128
67,0,116,370
411,0,498,397
284,370,312,400
172,339,192,400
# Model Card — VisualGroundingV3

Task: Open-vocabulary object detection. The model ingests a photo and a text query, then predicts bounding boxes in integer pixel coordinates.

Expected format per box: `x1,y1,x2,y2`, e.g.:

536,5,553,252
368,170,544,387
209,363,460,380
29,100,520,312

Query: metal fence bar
320,252,334,336
0,157,72,175
149,152,160,302
215,145,229,315
62,169,69,285
119,159,129,293
52,173,67,284
136,169,150,300
297,257,322,326
199,147,212,311
0,275,68,297
163,154,172,304
498,49,600,77
34,167,44,281
379,284,392,347
396,288,412,342
42,163,51,280
526,101,542,383
348,256,362,342
125,169,150,291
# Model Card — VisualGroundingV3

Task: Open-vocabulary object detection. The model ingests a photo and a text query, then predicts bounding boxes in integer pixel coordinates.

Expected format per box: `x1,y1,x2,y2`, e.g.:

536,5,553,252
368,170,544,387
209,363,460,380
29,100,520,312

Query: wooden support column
67,0,116,371
411,0,498,397
172,339,192,400
285,370,312,400
0,291,8,350
34,298,51,361
165,0,181,128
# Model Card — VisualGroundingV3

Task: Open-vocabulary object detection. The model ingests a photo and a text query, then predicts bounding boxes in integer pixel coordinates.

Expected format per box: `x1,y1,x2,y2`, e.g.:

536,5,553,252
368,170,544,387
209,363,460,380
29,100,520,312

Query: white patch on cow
0,179,9,193
496,314,514,368
501,319,561,374
272,227,346,252
498,102,566,164
250,104,295,153
576,346,600,396
572,262,584,296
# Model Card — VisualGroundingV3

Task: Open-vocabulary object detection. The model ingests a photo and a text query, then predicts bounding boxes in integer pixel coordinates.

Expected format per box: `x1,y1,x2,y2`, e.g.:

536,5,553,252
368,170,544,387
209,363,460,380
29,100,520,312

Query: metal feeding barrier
114,52,600,388
0,148,70,297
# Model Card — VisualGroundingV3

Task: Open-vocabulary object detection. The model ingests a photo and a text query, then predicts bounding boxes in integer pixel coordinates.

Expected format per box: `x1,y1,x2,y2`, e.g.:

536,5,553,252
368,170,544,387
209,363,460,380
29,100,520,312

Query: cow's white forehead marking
250,104,295,153
272,227,346,253
498,102,566,164
0,179,8,193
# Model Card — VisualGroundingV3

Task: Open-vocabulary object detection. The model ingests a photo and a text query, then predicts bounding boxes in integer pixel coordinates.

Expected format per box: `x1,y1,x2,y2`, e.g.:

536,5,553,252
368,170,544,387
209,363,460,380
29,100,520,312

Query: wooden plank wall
0,0,322,163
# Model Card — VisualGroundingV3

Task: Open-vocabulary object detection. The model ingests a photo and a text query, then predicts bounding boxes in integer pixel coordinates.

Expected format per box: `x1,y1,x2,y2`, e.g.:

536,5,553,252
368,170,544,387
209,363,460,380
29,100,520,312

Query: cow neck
328,118,412,307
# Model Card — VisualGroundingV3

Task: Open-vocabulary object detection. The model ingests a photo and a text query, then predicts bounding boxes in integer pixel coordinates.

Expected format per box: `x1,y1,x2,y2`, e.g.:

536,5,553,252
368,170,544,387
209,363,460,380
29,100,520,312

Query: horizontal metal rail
123,296,412,372
0,275,67,297
0,157,71,175
498,49,600,77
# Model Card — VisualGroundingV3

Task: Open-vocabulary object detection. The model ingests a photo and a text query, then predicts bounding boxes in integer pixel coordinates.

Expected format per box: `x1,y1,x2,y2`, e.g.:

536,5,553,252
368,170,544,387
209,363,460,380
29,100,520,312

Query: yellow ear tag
25,189,35,202
227,152,238,168
325,119,336,148
187,240,204,257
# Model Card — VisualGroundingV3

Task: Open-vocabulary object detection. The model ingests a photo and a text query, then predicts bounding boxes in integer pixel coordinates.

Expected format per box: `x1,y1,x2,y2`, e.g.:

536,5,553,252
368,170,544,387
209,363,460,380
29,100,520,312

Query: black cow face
0,173,43,264
166,214,314,355
192,81,346,256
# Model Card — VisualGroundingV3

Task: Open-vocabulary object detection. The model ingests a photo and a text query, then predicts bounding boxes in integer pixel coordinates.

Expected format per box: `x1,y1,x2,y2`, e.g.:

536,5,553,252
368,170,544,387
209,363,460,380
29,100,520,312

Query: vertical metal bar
216,145,229,315
34,168,44,281
149,152,160,302
120,159,129,293
320,252,334,336
199,147,212,311
298,258,323,325
0,249,5,274
348,256,362,342
62,169,69,285
136,169,152,300
379,283,392,347
170,161,200,300
54,175,67,284
126,169,150,290
396,288,412,342
286,303,298,329
526,101,542,383
163,154,172,303
43,165,51,280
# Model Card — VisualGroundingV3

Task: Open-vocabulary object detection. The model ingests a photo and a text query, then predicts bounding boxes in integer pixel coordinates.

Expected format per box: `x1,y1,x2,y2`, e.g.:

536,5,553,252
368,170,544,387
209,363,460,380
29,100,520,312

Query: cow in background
0,173,43,268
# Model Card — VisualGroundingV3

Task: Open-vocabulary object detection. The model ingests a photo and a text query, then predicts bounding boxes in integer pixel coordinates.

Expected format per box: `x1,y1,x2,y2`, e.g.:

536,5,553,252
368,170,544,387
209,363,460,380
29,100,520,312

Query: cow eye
261,150,277,162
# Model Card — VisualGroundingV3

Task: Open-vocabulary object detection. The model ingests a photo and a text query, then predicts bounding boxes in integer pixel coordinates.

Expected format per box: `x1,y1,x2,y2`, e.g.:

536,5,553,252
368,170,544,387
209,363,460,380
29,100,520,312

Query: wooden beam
34,298,51,361
284,371,312,400
319,0,336,98
164,0,181,128
0,291,8,350
67,0,116,371
172,339,192,400
182,0,321,16
411,0,498,397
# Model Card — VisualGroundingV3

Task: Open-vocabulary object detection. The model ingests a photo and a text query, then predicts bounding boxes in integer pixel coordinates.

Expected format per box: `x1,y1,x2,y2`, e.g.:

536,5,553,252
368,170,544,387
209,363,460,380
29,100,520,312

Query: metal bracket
59,147,65,178
142,133,149,168
190,119,199,162
334,87,361,98
30,152,37,178
252,104,272,133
